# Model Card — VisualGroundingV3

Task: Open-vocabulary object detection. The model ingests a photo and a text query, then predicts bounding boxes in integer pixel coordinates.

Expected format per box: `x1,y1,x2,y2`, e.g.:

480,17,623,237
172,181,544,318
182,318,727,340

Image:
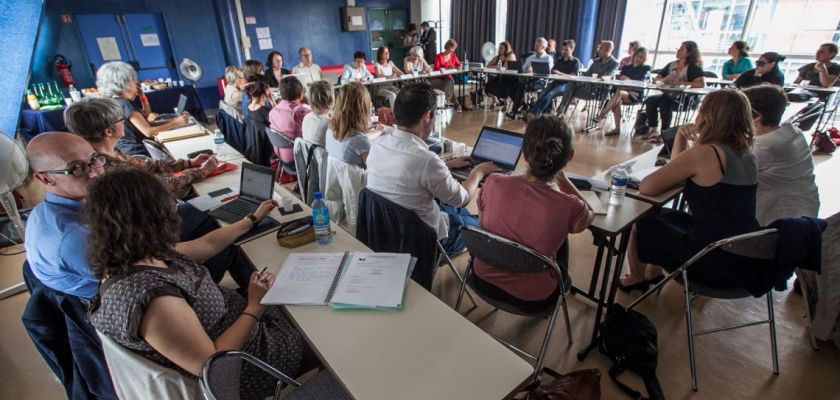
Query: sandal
604,128,620,137
649,134,663,144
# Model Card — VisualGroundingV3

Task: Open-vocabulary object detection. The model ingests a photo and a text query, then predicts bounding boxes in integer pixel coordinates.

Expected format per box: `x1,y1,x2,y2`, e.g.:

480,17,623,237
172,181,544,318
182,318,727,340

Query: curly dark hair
83,169,180,279
523,115,573,182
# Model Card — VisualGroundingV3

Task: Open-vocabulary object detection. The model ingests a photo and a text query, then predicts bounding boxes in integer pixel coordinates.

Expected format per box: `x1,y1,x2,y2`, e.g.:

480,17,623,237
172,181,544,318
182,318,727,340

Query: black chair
142,139,175,162
265,126,297,183
456,226,573,376
200,351,350,400
702,70,719,79
215,108,247,155
628,228,780,391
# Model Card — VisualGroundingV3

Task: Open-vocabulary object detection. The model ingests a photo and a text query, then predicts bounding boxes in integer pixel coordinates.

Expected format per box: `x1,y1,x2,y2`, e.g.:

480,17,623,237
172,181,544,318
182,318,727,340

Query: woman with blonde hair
326,82,372,168
595,47,651,136
404,45,432,74
222,66,245,119
620,89,765,292
301,80,335,147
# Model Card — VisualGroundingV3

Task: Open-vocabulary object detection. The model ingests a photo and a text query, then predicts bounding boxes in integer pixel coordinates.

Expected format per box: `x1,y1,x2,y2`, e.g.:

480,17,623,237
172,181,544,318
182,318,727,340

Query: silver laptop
451,126,525,180
208,163,276,224
155,94,188,121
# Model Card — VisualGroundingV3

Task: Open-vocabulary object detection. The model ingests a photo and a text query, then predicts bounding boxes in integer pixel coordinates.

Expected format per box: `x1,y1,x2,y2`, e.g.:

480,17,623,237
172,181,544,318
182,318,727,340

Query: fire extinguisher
55,54,75,87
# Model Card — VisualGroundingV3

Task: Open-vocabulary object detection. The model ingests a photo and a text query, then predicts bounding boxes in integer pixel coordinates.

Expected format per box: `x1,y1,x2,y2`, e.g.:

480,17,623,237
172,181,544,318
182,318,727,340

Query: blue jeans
530,83,567,115
439,204,479,255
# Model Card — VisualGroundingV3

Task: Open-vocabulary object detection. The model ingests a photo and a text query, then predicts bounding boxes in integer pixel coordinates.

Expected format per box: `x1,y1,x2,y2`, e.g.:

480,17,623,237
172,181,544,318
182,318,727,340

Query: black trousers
645,94,695,131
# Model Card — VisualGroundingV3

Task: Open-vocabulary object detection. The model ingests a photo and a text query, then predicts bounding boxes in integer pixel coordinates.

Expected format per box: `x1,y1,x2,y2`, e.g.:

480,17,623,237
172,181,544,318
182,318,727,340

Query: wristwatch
244,213,257,224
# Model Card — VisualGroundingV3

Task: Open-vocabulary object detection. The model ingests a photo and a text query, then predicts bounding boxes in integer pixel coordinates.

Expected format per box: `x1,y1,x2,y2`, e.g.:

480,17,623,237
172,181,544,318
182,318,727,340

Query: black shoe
505,111,518,120
634,126,651,136
618,279,650,293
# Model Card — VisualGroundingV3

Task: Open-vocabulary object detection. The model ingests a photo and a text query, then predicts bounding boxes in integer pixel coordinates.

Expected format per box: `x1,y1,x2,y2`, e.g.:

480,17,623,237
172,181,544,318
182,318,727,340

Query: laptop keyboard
224,199,259,216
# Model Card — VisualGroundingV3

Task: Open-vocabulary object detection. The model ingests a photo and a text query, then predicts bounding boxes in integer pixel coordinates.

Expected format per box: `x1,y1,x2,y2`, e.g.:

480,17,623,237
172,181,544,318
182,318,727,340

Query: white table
162,133,534,400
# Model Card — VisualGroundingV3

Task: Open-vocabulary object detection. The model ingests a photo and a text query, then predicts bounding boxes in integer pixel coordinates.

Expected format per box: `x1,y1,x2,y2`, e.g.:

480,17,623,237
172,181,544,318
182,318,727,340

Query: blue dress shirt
25,192,98,299
523,52,554,72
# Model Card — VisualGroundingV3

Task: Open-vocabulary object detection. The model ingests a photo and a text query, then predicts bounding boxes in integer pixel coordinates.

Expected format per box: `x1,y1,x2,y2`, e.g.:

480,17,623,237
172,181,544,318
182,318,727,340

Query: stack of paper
156,125,206,143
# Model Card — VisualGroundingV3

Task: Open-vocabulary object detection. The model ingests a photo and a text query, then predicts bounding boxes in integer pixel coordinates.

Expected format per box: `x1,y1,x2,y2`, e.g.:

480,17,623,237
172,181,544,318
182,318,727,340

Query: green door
368,9,408,67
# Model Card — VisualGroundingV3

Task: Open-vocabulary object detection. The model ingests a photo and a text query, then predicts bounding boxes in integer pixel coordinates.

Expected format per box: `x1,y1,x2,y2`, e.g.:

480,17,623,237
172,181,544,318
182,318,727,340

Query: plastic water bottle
644,71,652,85
609,166,628,206
213,129,225,157
463,52,469,70
311,192,332,245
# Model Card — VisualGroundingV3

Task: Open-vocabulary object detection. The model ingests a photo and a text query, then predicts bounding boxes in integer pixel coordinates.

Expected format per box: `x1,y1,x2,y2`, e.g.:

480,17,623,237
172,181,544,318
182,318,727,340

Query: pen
220,194,239,202
258,266,268,282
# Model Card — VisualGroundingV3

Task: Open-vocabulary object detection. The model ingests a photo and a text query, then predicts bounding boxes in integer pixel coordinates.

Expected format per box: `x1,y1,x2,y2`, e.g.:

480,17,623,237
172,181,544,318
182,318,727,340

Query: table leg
577,234,617,360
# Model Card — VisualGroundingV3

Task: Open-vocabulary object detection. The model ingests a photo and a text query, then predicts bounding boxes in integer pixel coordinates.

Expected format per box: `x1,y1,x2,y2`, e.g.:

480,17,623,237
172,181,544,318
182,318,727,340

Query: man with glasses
292,47,322,88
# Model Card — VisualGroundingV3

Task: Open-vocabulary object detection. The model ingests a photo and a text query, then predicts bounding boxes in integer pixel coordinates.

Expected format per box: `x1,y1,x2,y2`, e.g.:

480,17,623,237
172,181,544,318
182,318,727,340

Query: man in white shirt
292,47,322,87
509,37,554,119
366,83,499,254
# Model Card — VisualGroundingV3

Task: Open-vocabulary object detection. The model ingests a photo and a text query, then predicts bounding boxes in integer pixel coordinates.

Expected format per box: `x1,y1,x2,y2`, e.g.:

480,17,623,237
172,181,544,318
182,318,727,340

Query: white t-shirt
754,123,820,225
376,61,397,77
292,63,322,87
301,112,331,147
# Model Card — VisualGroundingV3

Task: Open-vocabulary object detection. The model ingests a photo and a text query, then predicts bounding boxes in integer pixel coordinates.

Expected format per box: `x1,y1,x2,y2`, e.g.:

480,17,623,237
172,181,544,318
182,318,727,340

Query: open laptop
505,60,522,73
155,94,188,121
531,61,551,77
209,163,276,224
450,126,525,181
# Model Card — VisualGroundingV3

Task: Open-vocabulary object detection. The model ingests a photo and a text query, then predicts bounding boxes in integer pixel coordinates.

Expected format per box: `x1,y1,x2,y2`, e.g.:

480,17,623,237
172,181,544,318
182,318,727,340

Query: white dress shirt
292,63,322,87
366,128,469,239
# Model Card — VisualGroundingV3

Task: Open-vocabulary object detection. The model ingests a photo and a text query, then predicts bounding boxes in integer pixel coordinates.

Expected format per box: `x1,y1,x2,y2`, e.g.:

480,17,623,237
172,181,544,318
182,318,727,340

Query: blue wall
1,0,44,137
576,0,600,65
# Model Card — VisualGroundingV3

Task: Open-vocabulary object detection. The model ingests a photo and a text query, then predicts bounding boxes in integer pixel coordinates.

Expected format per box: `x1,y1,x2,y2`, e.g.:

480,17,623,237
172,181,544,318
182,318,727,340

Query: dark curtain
451,0,496,65
594,0,628,54
505,0,581,58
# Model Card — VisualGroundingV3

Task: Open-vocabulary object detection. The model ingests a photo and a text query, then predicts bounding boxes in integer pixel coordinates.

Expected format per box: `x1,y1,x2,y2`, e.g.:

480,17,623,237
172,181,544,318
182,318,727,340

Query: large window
620,0,840,82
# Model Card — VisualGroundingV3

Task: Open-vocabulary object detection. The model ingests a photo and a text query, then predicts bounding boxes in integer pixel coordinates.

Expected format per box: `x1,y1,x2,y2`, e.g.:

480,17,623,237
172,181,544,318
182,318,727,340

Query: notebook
155,124,206,142
262,252,416,311
451,126,525,180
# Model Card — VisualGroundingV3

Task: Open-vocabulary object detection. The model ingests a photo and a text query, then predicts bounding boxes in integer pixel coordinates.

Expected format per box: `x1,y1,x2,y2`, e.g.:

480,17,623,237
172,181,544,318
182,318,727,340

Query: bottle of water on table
609,166,628,206
213,128,225,157
312,192,332,245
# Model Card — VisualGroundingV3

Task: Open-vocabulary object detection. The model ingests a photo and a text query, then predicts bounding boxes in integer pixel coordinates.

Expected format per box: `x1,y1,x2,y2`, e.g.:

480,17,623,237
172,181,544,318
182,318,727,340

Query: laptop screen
471,127,524,169
240,163,275,201
531,61,550,75
175,94,188,114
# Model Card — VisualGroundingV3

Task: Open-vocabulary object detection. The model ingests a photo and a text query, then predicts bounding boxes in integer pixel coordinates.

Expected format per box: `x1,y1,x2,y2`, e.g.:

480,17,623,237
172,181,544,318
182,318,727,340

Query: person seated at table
484,41,518,108
734,52,786,89
508,37,554,119
529,39,581,117
404,23,420,51
432,39,464,111
594,47,651,136
266,51,290,88
341,51,373,84
555,41,619,119
85,169,310,399
404,46,432,74
638,41,705,142
794,42,840,88
620,89,762,292
292,47,322,88
366,83,499,255
619,41,640,69
240,60,266,119
722,41,754,80
269,76,310,170
222,66,246,120
302,80,334,147
243,75,276,166
474,116,594,307
374,46,404,108
326,82,372,169
96,61,191,157
64,97,217,199
546,38,558,57
743,85,819,226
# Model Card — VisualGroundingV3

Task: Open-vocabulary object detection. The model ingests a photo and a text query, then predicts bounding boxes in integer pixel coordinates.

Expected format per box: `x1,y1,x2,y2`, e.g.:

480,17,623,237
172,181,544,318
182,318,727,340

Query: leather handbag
276,216,316,248
811,130,837,154
513,368,601,400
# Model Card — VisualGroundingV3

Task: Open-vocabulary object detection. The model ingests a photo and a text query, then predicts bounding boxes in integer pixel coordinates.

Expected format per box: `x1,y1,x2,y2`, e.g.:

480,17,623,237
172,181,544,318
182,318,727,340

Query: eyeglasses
39,153,108,178
111,117,125,127
755,60,767,66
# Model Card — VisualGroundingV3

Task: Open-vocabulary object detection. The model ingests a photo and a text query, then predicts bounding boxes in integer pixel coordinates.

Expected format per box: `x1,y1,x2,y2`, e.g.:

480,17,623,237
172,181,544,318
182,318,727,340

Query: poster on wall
256,27,271,39
96,37,122,61
258,38,273,50
140,33,160,47
245,16,256,24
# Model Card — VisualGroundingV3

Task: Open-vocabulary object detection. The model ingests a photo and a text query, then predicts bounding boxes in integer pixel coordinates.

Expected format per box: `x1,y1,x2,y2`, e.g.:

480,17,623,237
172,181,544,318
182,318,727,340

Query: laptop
531,61,551,77
208,163,276,224
503,60,522,73
155,94,188,122
450,126,525,180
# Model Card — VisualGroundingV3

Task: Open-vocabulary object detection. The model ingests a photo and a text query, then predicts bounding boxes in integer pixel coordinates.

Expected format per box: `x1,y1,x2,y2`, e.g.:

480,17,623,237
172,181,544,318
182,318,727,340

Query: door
75,14,132,75
388,9,407,62
368,9,387,62
368,9,409,66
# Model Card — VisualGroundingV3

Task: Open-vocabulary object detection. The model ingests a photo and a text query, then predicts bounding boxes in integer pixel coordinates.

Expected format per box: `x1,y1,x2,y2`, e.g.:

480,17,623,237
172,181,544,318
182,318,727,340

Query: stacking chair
293,138,328,205
455,226,573,375
628,228,780,391
200,351,350,400
143,139,175,162
265,127,297,183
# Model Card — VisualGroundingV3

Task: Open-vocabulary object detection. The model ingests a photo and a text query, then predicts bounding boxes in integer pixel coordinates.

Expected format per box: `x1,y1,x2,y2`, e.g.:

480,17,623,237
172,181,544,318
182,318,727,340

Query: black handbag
633,108,649,135
599,304,665,400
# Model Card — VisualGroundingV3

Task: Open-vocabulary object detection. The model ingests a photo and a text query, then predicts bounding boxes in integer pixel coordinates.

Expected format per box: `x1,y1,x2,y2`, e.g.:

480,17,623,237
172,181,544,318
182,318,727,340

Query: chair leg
533,300,562,381
767,291,780,375
683,271,699,391
455,262,472,312
561,294,573,346
438,242,476,308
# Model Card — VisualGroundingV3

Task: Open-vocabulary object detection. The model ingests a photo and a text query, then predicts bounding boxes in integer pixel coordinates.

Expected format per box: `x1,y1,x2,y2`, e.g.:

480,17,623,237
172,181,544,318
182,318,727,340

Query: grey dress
89,253,302,400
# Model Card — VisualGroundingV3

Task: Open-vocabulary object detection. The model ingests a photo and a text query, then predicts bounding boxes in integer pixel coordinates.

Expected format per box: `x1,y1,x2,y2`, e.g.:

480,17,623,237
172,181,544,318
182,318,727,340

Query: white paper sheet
255,27,271,39
245,16,256,24
258,38,273,50
262,253,345,305
330,253,411,308
187,185,240,211
140,33,160,47
580,191,607,215
351,16,364,26
96,37,121,61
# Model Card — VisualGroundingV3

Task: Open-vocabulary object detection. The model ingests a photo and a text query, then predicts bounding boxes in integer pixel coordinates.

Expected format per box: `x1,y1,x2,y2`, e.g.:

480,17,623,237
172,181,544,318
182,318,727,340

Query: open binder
262,252,416,311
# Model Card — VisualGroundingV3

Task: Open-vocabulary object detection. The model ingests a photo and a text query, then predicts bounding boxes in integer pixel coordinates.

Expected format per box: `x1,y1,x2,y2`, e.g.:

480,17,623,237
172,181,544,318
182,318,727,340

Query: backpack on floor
633,109,649,135
599,304,665,400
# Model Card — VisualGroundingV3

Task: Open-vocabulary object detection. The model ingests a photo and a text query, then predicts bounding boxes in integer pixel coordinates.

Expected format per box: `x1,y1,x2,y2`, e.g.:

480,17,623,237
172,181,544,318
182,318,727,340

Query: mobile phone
208,187,233,198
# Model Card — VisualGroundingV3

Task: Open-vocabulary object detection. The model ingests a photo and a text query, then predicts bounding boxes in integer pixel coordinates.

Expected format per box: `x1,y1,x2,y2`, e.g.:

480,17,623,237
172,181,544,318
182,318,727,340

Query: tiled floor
2,107,838,399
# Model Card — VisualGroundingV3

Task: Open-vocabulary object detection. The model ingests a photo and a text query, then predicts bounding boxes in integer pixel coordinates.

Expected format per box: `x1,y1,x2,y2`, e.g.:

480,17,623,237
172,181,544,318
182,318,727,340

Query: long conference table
163,134,533,400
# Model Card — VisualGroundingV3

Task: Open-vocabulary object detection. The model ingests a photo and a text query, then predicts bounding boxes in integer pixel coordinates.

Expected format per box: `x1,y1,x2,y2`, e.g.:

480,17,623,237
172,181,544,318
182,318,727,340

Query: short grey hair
535,37,548,48
64,97,125,143
96,61,137,97
224,66,242,84
410,46,425,58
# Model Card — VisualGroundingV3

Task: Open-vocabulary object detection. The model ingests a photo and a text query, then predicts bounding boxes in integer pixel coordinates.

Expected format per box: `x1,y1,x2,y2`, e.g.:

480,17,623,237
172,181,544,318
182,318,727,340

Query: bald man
556,40,619,117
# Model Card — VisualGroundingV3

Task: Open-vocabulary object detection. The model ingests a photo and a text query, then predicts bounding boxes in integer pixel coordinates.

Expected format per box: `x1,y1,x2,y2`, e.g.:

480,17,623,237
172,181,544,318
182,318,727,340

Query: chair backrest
293,138,327,204
460,225,566,278
97,331,202,399
143,139,175,162
201,351,299,400
324,156,366,236
265,126,295,149
703,70,719,78
718,228,778,260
